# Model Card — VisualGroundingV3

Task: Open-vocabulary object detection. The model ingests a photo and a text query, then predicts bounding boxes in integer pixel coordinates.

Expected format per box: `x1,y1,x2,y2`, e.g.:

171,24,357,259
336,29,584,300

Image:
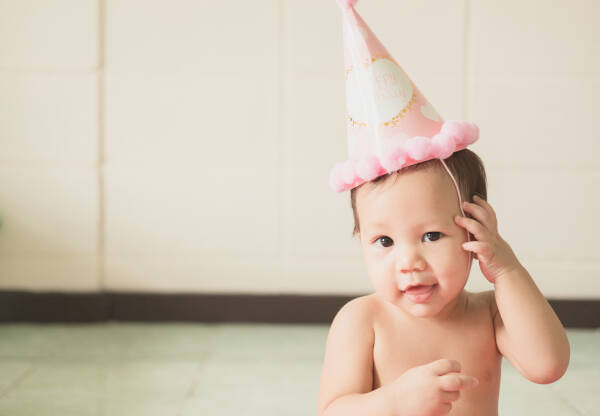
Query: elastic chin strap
438,158,473,278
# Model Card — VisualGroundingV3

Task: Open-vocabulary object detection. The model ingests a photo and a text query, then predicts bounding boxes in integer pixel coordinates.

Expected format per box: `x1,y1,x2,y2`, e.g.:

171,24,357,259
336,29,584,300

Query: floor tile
209,323,328,362
565,329,600,364
0,361,101,416
51,323,216,361
0,360,37,395
0,325,65,358
548,362,600,416
180,360,320,416
499,360,583,415
0,324,596,415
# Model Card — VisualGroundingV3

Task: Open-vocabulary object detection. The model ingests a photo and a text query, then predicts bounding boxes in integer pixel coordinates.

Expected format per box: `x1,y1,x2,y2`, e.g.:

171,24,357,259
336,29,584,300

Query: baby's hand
389,359,479,416
455,195,521,284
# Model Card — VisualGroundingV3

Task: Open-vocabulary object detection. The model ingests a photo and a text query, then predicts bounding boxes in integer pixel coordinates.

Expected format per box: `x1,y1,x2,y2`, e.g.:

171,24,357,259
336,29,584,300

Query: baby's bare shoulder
326,295,378,350
467,290,497,319
334,294,378,326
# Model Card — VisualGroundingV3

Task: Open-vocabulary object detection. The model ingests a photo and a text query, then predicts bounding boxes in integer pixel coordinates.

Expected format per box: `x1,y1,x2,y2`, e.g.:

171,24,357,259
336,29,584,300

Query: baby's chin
411,293,471,320
394,301,444,318
378,293,440,318
383,289,464,319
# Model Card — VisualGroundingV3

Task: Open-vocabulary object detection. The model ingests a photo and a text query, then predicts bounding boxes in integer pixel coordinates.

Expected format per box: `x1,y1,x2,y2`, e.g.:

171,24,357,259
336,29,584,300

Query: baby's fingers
439,374,479,392
441,390,460,403
428,358,461,375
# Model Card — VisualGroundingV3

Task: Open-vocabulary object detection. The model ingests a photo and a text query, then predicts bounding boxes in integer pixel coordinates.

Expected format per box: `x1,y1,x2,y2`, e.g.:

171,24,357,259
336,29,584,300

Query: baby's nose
395,247,426,274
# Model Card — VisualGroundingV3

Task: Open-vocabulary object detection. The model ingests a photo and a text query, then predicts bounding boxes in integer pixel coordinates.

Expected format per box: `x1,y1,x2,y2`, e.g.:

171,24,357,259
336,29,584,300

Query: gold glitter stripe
345,55,397,77
347,91,417,128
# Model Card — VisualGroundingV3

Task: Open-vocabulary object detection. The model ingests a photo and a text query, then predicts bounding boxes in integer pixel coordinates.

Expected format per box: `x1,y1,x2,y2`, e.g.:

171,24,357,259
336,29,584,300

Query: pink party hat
330,0,479,192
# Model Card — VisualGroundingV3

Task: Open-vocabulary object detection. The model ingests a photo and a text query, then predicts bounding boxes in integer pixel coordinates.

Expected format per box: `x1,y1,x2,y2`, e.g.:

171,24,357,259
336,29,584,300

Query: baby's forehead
362,167,456,201
362,204,456,234
357,168,460,221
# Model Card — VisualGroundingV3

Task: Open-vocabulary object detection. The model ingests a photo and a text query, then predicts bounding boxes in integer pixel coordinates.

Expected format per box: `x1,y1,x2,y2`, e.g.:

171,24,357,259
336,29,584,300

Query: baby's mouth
401,284,438,303
402,284,438,294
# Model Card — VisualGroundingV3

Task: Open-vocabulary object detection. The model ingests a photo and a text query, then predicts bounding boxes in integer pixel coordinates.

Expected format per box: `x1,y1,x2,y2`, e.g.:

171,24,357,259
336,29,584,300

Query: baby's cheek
365,261,381,285
368,262,394,294
440,242,470,275
369,263,388,286
450,237,469,258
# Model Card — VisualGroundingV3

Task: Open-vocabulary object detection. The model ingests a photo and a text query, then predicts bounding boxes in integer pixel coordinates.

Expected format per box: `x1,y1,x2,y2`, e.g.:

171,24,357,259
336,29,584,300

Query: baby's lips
403,283,437,293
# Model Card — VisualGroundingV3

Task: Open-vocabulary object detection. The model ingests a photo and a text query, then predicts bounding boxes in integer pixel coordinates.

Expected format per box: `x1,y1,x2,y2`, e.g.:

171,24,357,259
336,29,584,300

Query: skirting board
0,291,598,328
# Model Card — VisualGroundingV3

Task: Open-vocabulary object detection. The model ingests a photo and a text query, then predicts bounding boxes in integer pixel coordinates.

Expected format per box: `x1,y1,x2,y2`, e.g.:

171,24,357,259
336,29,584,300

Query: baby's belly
374,354,501,415
441,362,501,416
448,388,500,416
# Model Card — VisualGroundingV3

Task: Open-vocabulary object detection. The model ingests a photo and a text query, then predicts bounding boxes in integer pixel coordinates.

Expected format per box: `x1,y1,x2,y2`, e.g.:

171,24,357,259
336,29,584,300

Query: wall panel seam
98,0,106,291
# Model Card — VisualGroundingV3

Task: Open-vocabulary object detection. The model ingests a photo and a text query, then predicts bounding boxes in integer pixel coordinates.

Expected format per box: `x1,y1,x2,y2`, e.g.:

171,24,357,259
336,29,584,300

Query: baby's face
355,167,471,319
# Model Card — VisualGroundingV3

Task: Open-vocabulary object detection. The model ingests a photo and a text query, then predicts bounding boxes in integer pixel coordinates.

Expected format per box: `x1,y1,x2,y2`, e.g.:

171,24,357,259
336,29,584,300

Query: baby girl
317,1,570,415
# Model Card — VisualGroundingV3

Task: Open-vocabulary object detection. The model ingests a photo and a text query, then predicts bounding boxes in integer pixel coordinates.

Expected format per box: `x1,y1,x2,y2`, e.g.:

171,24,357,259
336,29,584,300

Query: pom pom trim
329,120,479,192
336,0,359,10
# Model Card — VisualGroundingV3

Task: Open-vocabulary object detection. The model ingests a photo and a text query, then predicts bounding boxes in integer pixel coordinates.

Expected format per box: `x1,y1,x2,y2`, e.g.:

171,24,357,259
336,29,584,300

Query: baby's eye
423,232,443,242
375,236,394,247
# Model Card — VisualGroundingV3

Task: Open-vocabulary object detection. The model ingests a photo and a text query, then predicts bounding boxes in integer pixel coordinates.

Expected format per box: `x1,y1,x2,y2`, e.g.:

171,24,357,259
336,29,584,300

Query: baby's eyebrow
366,219,451,230
413,221,453,230
366,221,387,228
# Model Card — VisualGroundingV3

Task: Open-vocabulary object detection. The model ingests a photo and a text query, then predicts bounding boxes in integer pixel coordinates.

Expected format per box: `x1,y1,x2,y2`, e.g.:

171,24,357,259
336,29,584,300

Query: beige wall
0,0,598,298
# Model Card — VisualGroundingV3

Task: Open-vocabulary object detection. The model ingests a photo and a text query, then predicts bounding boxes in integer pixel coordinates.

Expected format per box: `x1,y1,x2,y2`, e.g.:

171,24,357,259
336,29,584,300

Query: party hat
330,0,479,192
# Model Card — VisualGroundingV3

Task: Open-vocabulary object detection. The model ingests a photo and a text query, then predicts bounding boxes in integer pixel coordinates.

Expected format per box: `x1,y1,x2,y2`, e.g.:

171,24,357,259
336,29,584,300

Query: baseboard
0,291,598,328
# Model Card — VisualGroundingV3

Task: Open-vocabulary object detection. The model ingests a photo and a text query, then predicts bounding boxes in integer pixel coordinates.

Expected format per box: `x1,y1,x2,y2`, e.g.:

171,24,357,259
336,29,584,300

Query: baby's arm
489,265,570,383
316,297,396,416
457,196,570,384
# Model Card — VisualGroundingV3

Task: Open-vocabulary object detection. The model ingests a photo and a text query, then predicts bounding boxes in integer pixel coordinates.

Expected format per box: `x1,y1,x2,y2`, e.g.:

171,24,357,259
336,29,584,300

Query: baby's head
350,149,487,319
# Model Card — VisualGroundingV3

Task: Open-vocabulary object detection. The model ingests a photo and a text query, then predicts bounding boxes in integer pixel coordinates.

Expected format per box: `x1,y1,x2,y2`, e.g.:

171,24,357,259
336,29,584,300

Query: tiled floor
0,324,597,415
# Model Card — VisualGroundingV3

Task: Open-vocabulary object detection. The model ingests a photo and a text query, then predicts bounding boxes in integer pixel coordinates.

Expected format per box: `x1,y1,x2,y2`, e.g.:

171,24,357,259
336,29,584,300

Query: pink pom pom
405,137,432,161
441,121,463,145
355,156,382,181
463,122,479,145
329,164,346,192
431,133,457,159
442,120,481,148
336,0,358,9
380,147,407,173
340,160,357,185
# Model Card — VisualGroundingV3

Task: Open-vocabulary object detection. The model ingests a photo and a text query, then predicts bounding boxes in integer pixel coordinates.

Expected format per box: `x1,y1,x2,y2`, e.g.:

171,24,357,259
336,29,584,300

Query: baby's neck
415,289,469,323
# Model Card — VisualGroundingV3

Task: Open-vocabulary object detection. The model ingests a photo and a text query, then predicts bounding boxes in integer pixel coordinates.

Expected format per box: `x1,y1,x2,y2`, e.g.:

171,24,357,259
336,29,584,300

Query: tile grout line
175,329,221,416
175,361,206,416
557,393,588,416
0,364,39,399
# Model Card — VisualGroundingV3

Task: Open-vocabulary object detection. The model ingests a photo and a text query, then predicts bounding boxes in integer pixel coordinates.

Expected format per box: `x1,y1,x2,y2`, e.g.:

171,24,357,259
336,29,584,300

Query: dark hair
350,149,487,236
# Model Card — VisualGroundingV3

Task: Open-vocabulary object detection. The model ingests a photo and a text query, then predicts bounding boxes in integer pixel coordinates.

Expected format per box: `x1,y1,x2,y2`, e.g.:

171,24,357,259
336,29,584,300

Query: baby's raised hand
389,359,479,416
455,195,521,284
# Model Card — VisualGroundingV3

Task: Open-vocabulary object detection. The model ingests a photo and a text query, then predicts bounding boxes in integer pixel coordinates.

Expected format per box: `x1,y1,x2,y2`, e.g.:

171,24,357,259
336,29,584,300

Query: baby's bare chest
373,320,499,384
371,300,502,414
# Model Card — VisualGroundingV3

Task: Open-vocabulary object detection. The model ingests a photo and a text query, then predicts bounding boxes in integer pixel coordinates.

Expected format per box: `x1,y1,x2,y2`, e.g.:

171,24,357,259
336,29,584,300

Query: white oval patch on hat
420,102,441,122
346,58,413,125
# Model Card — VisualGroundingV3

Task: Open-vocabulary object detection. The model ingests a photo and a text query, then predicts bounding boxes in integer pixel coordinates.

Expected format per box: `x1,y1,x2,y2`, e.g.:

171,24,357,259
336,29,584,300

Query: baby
316,150,571,416
318,2,570,414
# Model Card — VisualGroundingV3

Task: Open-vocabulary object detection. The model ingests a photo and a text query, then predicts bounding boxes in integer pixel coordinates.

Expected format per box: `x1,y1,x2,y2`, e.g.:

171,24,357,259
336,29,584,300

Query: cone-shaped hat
330,0,479,192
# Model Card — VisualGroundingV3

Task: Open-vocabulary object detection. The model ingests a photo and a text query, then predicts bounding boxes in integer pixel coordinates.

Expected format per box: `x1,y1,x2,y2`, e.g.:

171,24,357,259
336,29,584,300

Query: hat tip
336,0,358,10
